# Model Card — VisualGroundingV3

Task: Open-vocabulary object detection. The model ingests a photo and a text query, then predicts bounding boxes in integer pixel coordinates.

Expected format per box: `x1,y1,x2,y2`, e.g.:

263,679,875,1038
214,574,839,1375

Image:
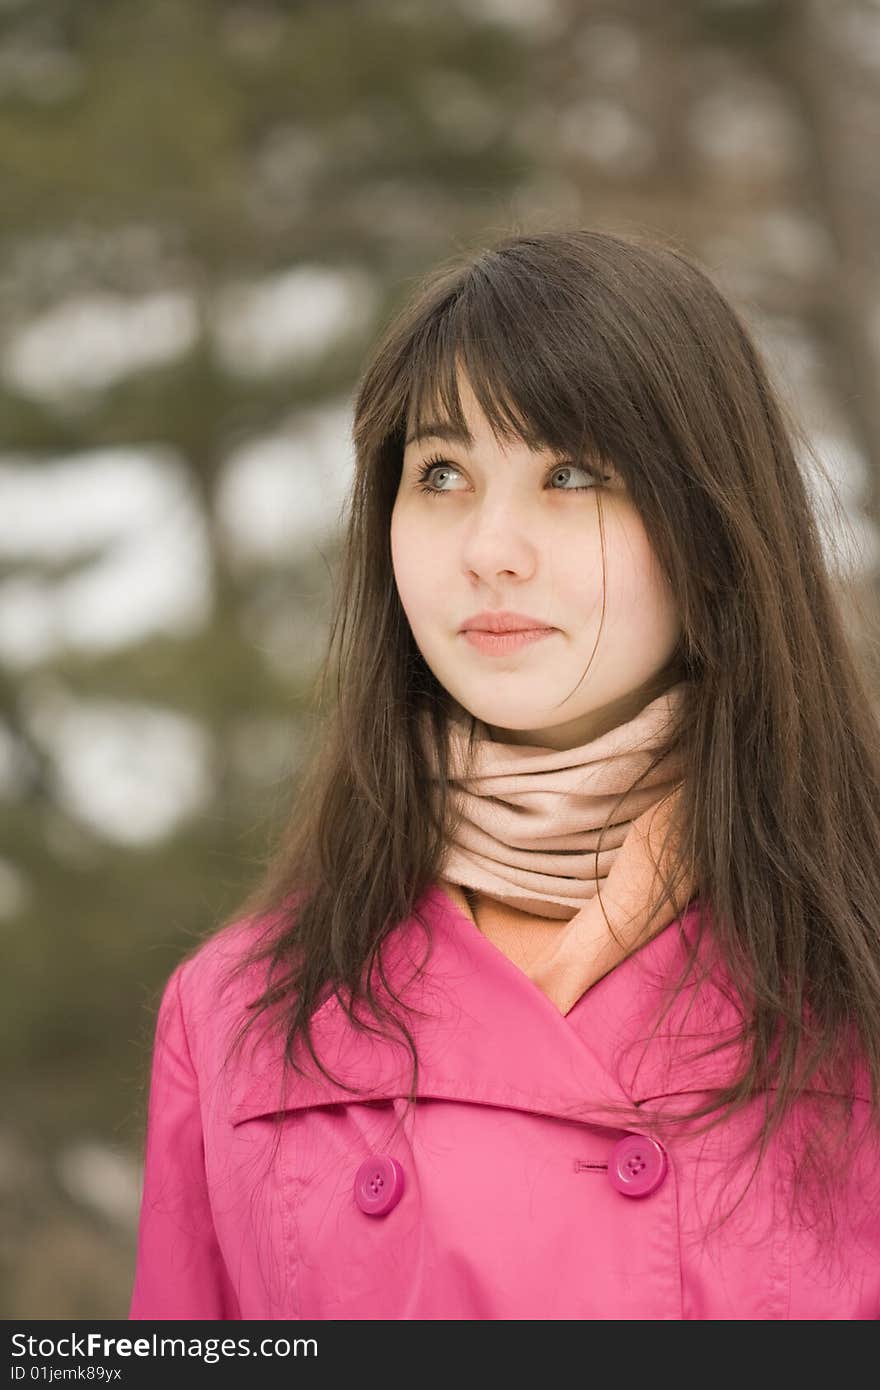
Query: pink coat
129,884,880,1320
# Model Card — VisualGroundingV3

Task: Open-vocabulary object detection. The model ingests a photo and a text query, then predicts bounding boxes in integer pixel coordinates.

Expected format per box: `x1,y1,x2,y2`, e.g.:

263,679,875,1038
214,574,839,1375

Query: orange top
438,879,571,977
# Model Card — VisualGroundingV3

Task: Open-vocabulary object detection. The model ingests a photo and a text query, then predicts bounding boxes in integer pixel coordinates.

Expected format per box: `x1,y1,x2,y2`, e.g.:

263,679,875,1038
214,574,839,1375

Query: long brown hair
213,227,880,1242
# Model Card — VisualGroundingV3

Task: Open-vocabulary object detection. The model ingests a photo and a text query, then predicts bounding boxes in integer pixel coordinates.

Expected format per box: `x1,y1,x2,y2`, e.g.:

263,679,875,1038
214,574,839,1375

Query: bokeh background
2,0,879,1318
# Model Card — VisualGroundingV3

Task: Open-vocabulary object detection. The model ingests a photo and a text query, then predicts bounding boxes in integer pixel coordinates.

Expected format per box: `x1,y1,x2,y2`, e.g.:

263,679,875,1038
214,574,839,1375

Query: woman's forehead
405,380,541,452
403,394,612,472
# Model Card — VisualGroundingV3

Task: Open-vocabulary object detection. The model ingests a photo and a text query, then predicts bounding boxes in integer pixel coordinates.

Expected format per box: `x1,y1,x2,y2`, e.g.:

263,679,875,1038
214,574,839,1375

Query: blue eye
414,453,607,497
546,464,599,492
414,456,462,495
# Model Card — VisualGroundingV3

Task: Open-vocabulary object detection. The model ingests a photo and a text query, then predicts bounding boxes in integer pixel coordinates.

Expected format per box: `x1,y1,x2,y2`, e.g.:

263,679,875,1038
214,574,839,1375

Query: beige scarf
421,682,697,1013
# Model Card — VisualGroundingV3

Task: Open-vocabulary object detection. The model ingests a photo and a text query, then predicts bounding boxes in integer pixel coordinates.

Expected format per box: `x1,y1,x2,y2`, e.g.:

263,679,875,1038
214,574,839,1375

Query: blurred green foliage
0,0,534,1165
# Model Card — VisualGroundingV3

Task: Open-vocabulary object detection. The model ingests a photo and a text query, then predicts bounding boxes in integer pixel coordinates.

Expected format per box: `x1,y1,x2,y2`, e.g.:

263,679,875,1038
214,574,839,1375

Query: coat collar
228,885,752,1129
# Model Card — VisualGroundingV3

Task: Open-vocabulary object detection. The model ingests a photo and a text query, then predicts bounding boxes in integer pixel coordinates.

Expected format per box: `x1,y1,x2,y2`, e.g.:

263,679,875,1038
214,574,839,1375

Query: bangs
403,277,612,470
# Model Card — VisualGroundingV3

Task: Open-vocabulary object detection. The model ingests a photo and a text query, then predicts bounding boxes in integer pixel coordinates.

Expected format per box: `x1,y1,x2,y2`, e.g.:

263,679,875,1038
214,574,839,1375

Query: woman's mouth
461,628,557,655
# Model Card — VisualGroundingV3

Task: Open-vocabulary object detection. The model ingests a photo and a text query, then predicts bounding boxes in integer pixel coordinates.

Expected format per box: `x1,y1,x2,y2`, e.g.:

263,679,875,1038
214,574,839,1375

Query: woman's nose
461,503,538,578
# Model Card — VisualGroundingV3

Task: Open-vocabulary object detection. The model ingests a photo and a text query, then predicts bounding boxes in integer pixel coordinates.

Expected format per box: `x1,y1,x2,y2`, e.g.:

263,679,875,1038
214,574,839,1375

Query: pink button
607,1135,668,1197
353,1155,405,1216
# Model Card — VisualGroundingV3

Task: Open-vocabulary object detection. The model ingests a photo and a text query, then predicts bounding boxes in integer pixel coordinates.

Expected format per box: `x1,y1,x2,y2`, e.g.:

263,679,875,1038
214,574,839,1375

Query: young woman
129,228,880,1320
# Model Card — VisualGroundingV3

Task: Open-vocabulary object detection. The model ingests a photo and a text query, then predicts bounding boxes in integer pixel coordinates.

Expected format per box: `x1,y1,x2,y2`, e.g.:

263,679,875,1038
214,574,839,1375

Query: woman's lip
461,628,557,654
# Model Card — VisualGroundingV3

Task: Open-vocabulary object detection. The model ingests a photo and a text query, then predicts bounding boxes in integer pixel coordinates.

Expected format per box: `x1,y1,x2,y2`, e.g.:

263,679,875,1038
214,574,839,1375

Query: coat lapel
229,884,750,1130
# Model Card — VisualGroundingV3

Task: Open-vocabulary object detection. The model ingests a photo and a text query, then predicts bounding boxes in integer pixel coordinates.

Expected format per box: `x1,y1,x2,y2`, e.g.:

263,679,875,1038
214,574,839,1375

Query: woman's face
391,372,683,751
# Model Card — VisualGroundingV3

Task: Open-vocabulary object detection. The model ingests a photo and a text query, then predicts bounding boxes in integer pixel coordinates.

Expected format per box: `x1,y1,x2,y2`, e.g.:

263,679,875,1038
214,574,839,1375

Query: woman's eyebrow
404,421,474,448
404,422,558,456
403,425,592,468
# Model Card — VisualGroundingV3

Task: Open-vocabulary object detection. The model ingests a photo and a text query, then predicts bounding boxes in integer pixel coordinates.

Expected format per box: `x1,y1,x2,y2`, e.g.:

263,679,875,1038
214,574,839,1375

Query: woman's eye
413,455,606,497
547,464,599,492
415,457,462,494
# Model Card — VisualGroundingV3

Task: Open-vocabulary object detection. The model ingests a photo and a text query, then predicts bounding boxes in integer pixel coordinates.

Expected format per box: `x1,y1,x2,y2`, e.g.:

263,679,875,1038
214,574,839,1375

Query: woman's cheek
394,542,442,637
390,516,422,610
